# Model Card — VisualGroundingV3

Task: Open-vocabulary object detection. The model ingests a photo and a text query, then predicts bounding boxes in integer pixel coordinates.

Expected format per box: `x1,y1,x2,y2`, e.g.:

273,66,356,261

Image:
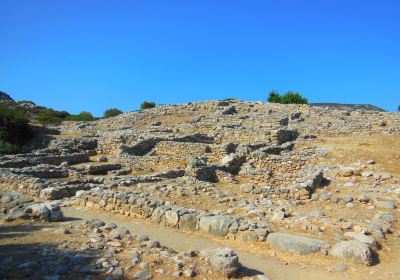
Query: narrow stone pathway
63,207,340,280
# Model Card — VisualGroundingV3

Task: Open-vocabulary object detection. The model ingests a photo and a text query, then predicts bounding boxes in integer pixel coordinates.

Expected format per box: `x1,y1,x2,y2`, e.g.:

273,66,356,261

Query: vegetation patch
0,103,33,154
103,108,123,118
140,101,156,110
35,109,71,125
66,111,96,122
268,90,308,104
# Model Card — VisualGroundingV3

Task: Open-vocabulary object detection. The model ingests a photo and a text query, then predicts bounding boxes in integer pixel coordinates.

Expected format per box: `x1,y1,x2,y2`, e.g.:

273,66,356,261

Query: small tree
279,91,308,104
268,90,281,103
267,90,308,104
103,108,123,118
140,101,156,110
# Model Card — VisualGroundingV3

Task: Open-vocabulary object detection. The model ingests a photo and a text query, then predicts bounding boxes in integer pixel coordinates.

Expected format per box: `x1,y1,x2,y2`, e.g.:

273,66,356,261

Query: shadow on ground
0,222,104,280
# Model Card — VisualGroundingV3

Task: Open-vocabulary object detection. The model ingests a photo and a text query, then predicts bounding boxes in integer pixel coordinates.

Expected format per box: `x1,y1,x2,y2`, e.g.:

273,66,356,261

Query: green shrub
267,90,281,103
35,109,70,125
279,91,308,104
66,111,95,122
268,91,308,104
103,108,123,118
0,103,32,153
140,101,156,110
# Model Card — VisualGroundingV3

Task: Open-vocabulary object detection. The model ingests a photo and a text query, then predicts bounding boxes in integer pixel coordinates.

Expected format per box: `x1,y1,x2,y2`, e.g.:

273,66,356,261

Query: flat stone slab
267,233,326,255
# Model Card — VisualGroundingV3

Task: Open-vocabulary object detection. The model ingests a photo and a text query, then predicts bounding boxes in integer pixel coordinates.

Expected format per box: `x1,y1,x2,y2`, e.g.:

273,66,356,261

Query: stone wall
0,151,91,168
75,188,272,243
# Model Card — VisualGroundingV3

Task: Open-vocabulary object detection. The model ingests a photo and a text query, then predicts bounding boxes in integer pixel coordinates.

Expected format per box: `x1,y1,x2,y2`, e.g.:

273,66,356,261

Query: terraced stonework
1,100,400,279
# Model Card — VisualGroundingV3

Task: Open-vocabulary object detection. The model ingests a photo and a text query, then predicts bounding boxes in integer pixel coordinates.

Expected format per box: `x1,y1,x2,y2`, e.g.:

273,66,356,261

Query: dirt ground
309,135,400,179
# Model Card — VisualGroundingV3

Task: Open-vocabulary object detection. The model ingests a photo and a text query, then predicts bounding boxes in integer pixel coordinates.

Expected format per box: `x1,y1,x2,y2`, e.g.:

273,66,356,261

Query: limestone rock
200,247,239,277
344,232,377,246
267,233,326,255
240,184,254,193
198,215,233,237
330,240,375,265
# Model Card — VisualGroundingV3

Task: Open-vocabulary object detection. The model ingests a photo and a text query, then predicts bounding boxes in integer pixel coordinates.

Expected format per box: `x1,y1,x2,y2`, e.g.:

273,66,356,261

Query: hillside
0,99,400,279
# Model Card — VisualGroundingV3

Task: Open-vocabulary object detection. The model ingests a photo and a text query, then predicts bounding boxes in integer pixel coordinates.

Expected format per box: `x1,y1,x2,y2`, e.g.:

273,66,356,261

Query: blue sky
0,0,399,115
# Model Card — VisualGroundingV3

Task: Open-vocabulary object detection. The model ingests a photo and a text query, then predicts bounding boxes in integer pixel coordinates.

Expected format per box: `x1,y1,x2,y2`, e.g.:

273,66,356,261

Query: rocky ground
1,99,400,279
0,196,241,280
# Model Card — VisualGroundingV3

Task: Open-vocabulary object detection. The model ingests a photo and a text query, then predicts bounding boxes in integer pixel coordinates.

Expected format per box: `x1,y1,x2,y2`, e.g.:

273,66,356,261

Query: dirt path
63,206,342,280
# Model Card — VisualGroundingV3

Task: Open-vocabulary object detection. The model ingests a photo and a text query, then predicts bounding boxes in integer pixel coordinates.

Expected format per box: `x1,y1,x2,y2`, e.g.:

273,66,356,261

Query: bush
35,109,70,125
140,101,156,110
267,90,281,103
66,111,95,122
268,91,308,104
103,108,123,118
279,91,308,104
0,103,33,153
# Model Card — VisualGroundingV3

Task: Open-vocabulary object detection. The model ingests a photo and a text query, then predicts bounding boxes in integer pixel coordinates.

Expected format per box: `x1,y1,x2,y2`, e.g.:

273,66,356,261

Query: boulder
40,187,70,200
28,203,50,220
267,233,326,255
200,248,239,277
5,202,63,222
178,213,198,232
164,209,180,227
25,202,64,222
199,215,233,237
330,240,375,265
150,206,168,225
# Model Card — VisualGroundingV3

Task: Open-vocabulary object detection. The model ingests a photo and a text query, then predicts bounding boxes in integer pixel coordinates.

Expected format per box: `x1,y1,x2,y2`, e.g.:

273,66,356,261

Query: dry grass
310,135,400,179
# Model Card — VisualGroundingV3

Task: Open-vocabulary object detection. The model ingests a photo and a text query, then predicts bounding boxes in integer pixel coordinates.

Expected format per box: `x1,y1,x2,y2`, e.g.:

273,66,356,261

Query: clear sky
0,0,399,115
